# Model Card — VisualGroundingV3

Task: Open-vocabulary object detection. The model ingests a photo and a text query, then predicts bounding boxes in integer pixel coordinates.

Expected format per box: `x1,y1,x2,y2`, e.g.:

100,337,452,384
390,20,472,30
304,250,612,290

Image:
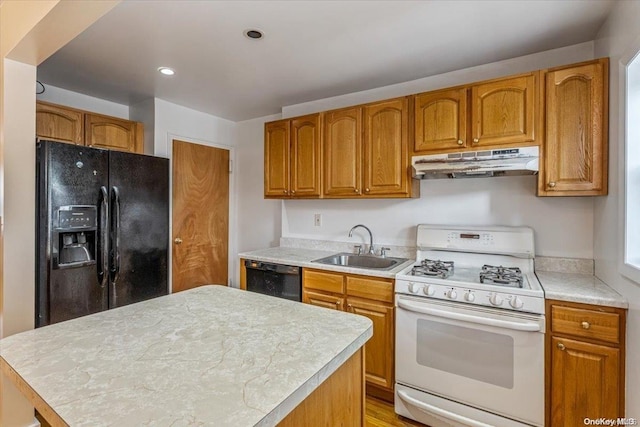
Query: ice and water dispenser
53,206,97,268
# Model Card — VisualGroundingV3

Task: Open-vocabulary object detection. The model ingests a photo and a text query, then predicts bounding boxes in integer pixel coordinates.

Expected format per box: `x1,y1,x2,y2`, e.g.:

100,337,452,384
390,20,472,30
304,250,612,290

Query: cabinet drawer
551,305,620,344
346,276,393,303
303,270,344,294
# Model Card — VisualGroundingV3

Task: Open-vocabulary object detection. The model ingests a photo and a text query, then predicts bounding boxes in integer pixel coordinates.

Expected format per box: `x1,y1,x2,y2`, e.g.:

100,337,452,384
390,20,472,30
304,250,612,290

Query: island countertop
0,286,372,426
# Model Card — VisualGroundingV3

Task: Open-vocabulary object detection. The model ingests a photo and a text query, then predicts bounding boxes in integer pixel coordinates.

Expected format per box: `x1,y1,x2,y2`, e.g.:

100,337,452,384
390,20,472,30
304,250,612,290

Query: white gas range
395,225,545,427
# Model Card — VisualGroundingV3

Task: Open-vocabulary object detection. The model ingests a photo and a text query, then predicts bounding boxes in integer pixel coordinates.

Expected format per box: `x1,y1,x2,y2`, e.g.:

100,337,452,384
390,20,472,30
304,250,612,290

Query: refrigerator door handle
110,186,121,292
98,186,109,288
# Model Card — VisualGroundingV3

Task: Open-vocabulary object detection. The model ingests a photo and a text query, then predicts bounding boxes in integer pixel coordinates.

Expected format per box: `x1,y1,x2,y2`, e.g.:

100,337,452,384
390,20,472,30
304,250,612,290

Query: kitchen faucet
349,224,375,255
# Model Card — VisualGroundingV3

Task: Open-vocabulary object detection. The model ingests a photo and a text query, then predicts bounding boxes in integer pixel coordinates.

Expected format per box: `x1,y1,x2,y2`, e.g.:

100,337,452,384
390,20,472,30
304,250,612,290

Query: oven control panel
395,279,545,315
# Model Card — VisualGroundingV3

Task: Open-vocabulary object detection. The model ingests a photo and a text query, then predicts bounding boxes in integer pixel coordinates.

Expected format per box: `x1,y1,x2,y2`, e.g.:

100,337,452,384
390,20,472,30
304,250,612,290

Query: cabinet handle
548,182,556,188
581,321,591,330
174,238,183,244
335,301,341,306
365,188,370,193
355,189,360,193
348,304,353,308
557,343,566,351
473,138,479,143
457,140,464,145
291,190,296,194
283,190,288,194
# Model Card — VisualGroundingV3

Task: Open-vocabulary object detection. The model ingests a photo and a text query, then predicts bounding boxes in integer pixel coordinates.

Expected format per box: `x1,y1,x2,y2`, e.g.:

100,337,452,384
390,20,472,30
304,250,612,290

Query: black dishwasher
244,260,302,302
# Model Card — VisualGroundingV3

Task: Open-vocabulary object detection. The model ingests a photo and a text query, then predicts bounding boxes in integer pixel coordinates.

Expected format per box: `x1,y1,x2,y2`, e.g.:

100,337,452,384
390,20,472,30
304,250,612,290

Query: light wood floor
366,396,428,427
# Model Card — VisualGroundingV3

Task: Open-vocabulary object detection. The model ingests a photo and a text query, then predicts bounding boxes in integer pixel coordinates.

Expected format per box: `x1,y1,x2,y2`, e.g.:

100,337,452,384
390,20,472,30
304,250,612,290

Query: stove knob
423,285,435,296
464,291,475,302
408,282,420,294
489,293,503,306
446,289,458,299
510,296,524,309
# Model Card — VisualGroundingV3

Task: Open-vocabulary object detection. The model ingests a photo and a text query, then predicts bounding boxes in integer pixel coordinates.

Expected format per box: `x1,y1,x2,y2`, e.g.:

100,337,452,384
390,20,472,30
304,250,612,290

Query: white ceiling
36,0,615,122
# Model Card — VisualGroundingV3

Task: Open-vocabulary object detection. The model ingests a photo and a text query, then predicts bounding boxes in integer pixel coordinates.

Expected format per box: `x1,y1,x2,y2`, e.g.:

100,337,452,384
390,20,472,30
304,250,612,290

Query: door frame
168,133,237,292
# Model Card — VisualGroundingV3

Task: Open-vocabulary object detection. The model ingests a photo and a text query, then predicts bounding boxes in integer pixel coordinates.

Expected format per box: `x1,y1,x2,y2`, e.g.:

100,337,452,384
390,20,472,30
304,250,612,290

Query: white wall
279,42,596,258
36,83,129,119
593,0,640,413
129,97,155,154
236,114,283,254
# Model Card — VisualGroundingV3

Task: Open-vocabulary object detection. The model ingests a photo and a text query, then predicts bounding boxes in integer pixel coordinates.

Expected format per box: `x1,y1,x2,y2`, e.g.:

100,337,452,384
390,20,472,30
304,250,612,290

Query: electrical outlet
314,214,322,227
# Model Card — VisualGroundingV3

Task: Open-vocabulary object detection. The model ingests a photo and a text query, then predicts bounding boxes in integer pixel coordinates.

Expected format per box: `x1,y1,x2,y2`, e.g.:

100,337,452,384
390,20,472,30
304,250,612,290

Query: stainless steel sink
312,253,408,271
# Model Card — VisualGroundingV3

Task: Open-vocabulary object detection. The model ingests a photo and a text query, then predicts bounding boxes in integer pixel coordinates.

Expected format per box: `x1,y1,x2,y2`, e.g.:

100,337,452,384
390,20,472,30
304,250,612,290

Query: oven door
395,295,544,427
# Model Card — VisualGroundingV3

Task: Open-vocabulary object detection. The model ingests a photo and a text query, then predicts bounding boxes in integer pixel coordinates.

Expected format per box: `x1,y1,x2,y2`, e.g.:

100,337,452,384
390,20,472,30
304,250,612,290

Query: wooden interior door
172,140,229,292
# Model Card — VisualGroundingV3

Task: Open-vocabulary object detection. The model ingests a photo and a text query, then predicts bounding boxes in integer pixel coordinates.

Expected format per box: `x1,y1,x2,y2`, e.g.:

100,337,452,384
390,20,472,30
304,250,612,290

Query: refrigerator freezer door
36,141,109,326
108,151,169,308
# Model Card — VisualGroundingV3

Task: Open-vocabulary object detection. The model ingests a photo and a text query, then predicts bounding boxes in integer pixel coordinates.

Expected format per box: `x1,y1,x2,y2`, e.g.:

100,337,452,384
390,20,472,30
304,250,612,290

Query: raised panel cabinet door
542,59,608,196
291,114,321,197
471,74,537,147
303,290,345,311
323,107,362,197
264,119,291,197
347,298,394,391
85,114,142,153
550,337,620,425
414,88,468,153
363,98,409,196
36,101,83,145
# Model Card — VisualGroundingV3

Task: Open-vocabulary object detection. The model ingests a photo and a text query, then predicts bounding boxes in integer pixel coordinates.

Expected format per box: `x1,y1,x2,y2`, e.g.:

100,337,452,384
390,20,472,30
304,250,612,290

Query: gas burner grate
411,259,454,279
479,265,523,288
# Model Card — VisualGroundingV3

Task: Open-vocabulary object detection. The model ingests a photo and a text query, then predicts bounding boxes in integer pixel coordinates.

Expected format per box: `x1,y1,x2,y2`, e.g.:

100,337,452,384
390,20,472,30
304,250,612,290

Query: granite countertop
238,246,415,278
0,286,372,426
536,271,628,309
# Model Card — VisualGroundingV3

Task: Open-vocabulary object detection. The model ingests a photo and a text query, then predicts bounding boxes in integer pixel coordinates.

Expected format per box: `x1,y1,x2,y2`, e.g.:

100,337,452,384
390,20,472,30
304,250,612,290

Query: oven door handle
397,300,542,332
397,390,493,427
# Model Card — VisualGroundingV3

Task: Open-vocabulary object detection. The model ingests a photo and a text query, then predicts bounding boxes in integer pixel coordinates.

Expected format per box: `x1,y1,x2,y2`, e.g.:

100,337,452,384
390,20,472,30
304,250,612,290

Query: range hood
412,146,539,179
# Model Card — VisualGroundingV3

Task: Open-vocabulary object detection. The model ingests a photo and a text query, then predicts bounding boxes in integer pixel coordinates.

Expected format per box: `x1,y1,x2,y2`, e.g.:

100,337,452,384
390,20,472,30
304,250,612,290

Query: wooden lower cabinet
303,268,395,401
546,300,626,426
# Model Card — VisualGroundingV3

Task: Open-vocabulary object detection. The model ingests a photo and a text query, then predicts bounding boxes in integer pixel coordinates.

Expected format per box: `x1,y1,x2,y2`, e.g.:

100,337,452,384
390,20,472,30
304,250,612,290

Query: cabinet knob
283,190,288,194
548,182,556,188
355,189,360,193
365,188,370,193
335,301,341,306
291,190,296,194
581,321,591,330
557,343,566,351
473,138,479,143
457,140,464,145
174,238,183,244
347,304,353,310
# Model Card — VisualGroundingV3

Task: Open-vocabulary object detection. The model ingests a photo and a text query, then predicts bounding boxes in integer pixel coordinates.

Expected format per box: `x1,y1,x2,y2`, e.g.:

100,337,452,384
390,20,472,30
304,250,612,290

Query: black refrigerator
36,140,169,327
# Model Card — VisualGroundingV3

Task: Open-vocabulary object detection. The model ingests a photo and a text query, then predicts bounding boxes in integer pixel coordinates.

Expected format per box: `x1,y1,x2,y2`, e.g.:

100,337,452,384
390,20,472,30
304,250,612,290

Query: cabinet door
347,297,394,391
323,107,362,197
363,98,409,196
303,290,345,311
541,59,608,196
550,337,620,425
414,88,468,153
291,114,321,197
36,101,83,145
471,74,537,147
85,114,143,153
264,120,291,197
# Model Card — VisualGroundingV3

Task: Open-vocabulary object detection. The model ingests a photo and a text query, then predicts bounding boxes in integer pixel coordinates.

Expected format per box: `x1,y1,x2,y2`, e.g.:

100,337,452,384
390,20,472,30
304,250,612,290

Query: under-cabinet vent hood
412,146,539,179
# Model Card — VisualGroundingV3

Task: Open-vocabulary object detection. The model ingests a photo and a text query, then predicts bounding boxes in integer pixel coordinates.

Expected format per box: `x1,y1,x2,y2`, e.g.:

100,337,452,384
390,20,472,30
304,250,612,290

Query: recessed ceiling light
244,29,264,40
158,67,175,76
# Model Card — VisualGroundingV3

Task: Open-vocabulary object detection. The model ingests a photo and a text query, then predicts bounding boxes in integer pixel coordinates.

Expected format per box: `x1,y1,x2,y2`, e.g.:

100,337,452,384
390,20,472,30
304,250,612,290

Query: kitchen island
0,286,372,426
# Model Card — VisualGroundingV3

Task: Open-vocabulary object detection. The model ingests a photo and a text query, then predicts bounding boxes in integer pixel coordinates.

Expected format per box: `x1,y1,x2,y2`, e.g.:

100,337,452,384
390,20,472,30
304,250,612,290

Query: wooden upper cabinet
264,119,291,197
36,101,144,153
291,114,322,197
414,88,468,153
36,101,83,145
540,59,608,196
363,98,410,196
323,107,362,197
471,73,537,147
85,114,143,153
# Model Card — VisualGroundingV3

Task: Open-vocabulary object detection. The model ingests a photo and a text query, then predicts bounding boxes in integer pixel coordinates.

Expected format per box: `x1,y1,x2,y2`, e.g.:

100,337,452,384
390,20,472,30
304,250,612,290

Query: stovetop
395,225,545,314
